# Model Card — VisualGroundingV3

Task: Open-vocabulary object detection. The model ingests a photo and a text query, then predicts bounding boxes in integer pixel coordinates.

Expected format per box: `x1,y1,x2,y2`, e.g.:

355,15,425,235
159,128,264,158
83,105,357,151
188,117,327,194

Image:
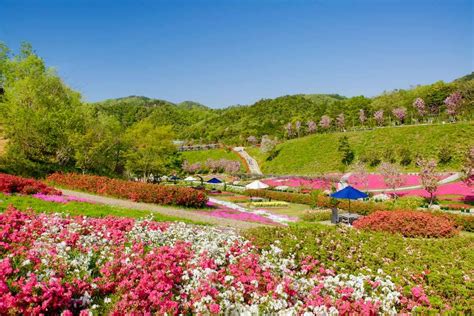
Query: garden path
234,147,263,175
60,189,266,230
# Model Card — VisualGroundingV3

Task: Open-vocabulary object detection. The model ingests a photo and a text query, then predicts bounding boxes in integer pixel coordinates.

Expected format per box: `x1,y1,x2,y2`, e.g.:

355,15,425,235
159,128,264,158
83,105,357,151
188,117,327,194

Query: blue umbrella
330,185,368,212
207,177,223,184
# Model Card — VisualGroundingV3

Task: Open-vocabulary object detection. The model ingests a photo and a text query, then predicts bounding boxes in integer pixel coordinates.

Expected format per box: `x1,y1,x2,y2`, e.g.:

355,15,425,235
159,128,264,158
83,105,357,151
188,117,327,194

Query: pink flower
209,303,220,314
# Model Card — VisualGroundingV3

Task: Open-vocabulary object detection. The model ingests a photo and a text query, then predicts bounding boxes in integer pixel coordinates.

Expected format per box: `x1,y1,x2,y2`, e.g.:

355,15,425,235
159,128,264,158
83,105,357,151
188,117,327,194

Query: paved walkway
61,189,265,230
233,147,263,175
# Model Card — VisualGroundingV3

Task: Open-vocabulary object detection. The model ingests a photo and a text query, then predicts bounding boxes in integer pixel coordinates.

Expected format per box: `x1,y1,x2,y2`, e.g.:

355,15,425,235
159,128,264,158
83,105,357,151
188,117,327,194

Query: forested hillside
93,75,474,145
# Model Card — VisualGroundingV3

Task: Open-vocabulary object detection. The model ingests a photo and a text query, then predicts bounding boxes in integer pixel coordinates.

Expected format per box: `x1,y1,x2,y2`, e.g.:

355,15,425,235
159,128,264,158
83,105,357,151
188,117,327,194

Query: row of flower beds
0,173,61,195
353,210,458,238
244,189,474,232
0,207,429,314
47,173,208,208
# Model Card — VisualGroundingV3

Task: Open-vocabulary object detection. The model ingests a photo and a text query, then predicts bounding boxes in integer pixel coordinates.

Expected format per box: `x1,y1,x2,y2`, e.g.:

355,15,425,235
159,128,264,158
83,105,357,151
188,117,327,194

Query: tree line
0,43,181,178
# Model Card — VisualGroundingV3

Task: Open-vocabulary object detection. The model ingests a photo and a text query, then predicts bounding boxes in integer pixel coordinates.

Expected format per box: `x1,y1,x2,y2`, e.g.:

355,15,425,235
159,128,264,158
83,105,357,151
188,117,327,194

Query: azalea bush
47,172,208,208
0,207,429,314
353,210,458,238
0,172,61,195
246,223,474,313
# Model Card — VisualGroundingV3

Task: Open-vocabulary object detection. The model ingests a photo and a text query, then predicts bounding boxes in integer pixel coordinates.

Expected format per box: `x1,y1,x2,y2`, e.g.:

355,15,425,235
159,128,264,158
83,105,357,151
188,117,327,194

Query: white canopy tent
245,180,269,190
184,176,198,181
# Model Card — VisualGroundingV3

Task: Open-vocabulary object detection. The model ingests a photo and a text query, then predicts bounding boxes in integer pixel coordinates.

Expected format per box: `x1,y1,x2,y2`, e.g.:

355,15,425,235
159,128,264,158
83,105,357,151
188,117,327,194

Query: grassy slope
0,193,204,225
181,148,241,164
256,122,474,175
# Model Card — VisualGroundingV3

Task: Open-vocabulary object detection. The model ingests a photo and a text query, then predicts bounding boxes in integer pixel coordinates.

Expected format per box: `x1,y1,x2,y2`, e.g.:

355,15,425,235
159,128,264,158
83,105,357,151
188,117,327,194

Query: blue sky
1,0,472,107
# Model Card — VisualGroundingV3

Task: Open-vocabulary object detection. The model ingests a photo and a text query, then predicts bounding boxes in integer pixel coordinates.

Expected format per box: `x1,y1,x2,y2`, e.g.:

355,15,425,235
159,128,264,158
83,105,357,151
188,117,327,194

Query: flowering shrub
0,172,61,195
247,223,473,312
0,207,428,314
47,173,208,208
353,210,458,238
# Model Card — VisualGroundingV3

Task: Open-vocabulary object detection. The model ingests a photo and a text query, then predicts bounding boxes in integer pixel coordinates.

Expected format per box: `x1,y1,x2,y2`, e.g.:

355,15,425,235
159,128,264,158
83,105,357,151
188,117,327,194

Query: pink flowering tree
260,135,277,153
413,97,426,119
416,158,439,206
319,115,332,130
247,135,257,145
392,107,407,124
444,91,462,120
374,110,384,126
182,160,202,174
307,120,317,134
295,120,302,137
378,162,405,198
284,122,293,138
359,109,367,125
336,113,345,131
223,160,241,174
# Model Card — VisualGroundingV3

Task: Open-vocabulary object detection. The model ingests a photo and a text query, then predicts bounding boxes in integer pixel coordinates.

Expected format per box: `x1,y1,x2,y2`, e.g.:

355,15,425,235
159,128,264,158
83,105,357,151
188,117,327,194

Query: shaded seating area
330,186,368,225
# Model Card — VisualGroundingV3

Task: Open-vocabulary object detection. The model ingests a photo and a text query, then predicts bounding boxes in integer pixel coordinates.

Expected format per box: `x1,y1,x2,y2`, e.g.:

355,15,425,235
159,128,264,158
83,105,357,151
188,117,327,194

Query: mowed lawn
0,193,205,225
182,148,241,163
254,122,474,175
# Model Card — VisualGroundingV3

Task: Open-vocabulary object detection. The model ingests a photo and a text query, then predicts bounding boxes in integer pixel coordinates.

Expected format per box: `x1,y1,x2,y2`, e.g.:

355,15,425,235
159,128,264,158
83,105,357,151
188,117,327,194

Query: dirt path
60,189,266,230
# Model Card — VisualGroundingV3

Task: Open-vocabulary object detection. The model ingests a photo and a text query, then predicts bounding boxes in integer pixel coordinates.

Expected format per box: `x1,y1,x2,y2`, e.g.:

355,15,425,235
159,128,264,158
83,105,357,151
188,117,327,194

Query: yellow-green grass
0,193,206,225
255,122,474,175
182,148,241,164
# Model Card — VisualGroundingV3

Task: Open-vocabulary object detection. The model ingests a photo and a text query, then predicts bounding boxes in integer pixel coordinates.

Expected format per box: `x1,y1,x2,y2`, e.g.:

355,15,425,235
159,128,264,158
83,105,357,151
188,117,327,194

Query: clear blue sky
1,0,472,108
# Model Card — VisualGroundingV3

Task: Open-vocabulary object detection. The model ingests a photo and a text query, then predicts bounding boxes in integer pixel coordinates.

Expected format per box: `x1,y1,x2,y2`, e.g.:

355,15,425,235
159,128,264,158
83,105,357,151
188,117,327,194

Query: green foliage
245,223,474,312
0,43,83,176
437,144,453,164
70,112,125,175
398,148,412,166
124,121,180,177
300,209,331,222
337,136,355,166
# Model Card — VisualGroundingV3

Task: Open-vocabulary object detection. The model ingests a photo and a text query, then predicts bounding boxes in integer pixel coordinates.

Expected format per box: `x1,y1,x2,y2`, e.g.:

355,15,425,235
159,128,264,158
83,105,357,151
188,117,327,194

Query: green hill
181,148,241,164
92,73,473,148
248,122,474,175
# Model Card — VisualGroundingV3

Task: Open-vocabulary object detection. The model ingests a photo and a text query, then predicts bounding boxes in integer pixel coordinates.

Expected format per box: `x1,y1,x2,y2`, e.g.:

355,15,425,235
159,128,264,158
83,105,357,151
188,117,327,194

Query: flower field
0,207,432,315
32,193,93,204
47,173,208,208
247,223,474,313
398,181,473,202
201,201,275,224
